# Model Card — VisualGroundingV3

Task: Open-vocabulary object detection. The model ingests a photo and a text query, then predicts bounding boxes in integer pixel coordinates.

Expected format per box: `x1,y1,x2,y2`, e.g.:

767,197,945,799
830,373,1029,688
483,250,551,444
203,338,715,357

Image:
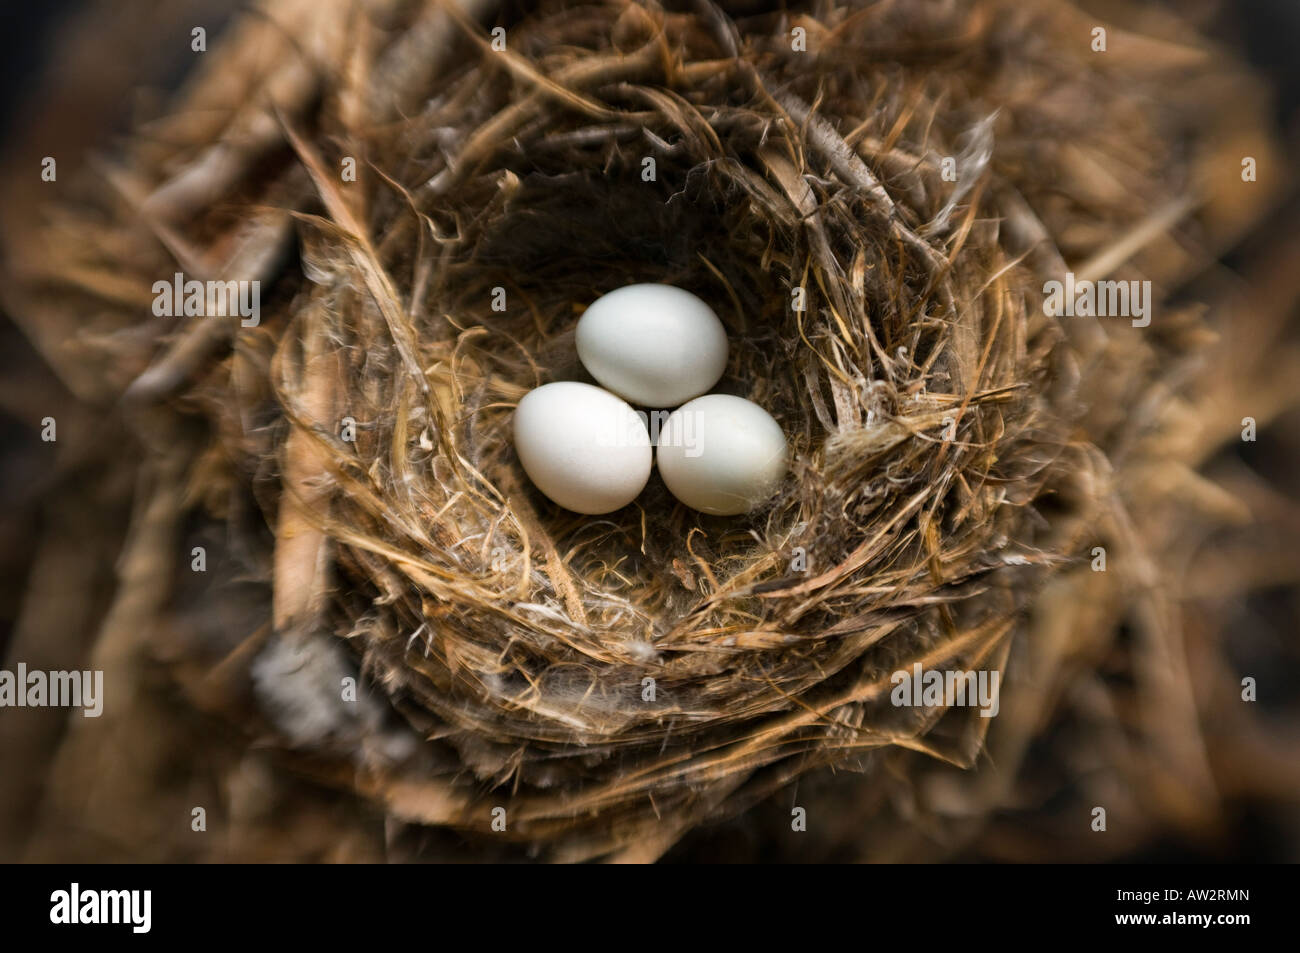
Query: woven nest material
4,0,1288,862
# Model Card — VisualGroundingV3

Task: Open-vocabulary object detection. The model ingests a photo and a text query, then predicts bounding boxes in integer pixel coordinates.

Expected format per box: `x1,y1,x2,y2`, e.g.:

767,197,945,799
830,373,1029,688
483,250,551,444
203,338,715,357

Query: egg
656,394,787,515
576,283,729,408
513,382,652,514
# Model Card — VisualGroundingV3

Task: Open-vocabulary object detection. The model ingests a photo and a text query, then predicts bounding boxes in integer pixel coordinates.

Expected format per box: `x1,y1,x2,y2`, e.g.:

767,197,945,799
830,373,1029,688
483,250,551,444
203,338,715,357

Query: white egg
513,382,652,514
656,394,787,515
576,283,729,407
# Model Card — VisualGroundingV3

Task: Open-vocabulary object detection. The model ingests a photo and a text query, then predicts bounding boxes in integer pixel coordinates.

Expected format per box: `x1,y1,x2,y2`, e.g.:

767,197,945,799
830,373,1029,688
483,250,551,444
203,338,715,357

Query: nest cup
264,0,1105,856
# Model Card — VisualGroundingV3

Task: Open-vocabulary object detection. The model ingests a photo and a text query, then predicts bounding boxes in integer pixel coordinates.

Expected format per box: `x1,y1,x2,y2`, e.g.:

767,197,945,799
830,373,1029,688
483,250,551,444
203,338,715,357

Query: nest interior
3,0,1288,863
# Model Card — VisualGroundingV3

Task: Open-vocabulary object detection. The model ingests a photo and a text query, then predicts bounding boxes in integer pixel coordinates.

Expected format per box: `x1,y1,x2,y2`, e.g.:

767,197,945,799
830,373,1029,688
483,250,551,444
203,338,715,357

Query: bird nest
7,0,1272,861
